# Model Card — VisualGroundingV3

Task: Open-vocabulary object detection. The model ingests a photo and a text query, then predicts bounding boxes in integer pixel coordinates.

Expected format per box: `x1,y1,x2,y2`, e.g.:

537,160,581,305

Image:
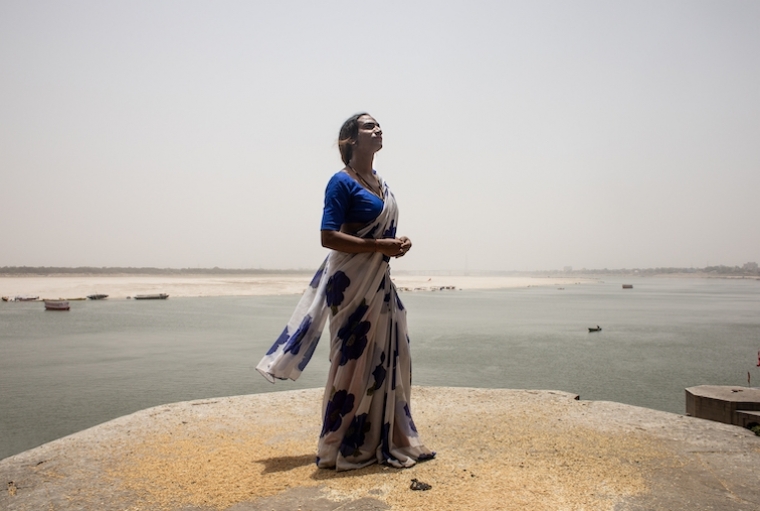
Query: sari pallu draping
256,176,435,471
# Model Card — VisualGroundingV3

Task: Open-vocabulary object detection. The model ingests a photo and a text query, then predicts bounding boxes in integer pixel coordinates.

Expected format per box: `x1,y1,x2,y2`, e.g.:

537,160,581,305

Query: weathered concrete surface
1,387,759,511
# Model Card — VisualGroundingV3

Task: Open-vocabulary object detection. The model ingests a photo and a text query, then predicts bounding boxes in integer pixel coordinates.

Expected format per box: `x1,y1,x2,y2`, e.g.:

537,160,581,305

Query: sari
256,174,435,471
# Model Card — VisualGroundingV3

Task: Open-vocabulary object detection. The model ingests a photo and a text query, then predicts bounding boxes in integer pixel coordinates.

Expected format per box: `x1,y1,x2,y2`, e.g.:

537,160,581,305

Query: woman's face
354,115,383,152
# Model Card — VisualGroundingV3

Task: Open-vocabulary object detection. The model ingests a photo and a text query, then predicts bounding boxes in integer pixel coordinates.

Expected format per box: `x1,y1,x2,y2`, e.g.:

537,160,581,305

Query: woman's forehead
358,114,378,126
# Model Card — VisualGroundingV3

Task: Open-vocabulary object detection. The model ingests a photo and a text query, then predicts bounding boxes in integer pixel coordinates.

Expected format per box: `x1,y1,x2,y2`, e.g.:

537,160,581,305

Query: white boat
44,300,70,311
2,295,40,302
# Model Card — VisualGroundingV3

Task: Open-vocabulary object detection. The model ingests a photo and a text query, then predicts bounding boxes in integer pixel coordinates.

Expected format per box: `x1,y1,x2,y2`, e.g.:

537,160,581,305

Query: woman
256,113,435,471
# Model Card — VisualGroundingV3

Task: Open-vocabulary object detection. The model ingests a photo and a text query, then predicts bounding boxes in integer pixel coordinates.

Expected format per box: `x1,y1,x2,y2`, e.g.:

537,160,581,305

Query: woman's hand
397,236,412,258
377,236,411,258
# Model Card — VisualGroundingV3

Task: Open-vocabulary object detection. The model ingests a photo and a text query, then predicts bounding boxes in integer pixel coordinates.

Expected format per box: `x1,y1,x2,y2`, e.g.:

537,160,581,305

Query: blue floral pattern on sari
310,265,325,289
367,352,386,396
403,403,418,433
383,219,396,239
340,413,371,458
337,301,370,366
283,315,312,355
321,389,355,436
266,327,289,356
297,337,319,371
256,171,435,471
326,271,351,315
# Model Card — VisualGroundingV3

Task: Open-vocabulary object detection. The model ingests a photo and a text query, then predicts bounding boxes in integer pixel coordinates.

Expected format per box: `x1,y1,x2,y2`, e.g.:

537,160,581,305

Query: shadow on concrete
256,453,315,474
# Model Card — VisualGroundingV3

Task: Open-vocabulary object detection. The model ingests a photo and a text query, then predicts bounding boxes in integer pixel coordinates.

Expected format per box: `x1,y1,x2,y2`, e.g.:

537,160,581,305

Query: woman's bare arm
321,230,409,258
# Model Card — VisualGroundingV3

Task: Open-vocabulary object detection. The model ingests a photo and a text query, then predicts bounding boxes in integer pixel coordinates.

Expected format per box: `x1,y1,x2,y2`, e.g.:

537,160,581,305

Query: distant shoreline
0,267,313,277
0,274,595,299
1,272,757,300
1,265,758,279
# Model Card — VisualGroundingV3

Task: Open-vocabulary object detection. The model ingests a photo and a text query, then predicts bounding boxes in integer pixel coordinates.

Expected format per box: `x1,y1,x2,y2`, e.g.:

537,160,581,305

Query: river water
1,277,758,460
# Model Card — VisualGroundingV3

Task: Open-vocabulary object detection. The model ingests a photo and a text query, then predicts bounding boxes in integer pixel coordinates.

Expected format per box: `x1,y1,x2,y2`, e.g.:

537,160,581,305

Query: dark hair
338,112,370,165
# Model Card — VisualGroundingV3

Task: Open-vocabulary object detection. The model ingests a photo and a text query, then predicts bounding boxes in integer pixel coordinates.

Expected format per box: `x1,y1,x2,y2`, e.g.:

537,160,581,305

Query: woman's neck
349,154,374,177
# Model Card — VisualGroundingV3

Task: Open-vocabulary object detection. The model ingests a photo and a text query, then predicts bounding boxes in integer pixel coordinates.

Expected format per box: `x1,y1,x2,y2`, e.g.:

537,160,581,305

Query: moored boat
44,300,70,311
622,284,633,289
87,294,109,300
588,325,602,332
2,295,40,302
133,293,169,300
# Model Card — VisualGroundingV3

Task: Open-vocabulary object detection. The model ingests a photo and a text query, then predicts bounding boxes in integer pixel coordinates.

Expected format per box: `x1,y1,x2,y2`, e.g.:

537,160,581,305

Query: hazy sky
1,1,758,271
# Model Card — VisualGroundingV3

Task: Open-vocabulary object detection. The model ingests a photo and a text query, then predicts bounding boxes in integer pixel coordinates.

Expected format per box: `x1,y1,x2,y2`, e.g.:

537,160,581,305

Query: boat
87,294,109,300
2,295,40,302
44,300,70,311
622,284,633,289
133,294,169,300
588,325,602,332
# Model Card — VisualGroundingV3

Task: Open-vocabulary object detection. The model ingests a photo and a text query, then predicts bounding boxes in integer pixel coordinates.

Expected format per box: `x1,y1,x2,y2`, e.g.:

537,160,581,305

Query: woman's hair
338,112,370,165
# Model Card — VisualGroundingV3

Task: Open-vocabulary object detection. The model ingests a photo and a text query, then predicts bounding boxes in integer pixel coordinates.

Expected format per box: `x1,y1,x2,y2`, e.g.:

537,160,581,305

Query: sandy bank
0,274,591,299
1,387,758,511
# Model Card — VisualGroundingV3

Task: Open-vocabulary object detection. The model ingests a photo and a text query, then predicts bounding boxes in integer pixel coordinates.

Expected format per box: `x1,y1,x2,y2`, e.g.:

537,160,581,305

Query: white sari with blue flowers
256,174,435,471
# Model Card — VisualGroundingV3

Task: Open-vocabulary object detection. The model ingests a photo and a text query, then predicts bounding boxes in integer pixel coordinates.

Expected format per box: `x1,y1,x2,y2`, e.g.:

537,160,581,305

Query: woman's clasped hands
377,236,412,258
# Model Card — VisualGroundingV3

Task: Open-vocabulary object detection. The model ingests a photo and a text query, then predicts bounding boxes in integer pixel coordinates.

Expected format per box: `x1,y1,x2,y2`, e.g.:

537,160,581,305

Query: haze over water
2,277,759,460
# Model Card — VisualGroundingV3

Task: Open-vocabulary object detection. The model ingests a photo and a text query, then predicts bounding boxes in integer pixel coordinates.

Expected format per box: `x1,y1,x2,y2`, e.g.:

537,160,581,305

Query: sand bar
1,387,758,511
0,274,592,299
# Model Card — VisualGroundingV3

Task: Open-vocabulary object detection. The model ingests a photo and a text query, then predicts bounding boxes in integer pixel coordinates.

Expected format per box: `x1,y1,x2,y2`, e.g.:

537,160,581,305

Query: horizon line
1,264,758,275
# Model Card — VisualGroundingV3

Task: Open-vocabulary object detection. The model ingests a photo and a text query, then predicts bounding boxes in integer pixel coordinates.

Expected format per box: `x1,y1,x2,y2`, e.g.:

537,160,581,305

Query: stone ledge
1,387,759,511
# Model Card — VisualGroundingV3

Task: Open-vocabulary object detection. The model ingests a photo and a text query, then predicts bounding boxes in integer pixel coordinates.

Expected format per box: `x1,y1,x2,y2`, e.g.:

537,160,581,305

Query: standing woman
256,113,435,471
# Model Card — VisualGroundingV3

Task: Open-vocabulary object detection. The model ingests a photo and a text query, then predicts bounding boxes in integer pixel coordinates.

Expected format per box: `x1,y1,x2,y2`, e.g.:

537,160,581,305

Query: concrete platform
2,387,759,511
686,385,760,427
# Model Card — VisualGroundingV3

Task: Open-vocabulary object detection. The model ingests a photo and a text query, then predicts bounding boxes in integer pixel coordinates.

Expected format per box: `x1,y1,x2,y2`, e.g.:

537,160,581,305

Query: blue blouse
320,171,384,231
